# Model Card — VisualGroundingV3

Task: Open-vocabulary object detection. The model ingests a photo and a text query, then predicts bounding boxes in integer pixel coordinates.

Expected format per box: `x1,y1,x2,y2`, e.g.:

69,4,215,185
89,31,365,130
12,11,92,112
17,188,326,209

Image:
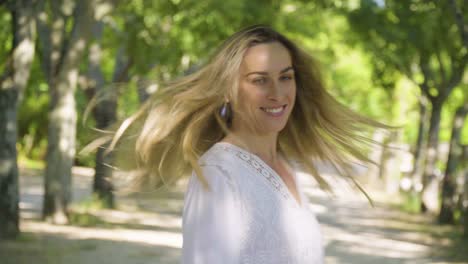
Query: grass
68,211,112,228
68,194,114,227
17,155,45,170
398,190,422,214
12,233,39,243
429,224,468,261
71,194,109,211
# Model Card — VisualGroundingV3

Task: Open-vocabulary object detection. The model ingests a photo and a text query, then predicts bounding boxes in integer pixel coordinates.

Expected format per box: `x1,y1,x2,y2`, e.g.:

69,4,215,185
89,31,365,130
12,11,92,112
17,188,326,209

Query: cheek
239,86,264,107
289,84,297,102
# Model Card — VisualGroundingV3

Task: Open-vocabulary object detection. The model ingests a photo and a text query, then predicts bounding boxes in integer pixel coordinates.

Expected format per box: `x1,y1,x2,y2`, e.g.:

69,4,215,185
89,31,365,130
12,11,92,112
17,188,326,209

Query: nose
267,80,283,101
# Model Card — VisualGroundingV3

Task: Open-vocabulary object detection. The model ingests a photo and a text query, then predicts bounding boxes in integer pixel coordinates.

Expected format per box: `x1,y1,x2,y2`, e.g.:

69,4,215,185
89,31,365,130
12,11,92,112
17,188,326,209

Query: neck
223,130,279,165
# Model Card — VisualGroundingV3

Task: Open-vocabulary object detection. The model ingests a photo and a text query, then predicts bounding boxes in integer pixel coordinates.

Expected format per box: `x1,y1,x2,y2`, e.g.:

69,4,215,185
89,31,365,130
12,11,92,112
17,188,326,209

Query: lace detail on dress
217,143,292,202
183,142,325,264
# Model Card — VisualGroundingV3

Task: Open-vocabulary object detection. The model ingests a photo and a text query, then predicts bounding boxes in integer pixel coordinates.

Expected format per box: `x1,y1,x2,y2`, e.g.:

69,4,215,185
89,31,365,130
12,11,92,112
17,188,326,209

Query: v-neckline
216,142,303,208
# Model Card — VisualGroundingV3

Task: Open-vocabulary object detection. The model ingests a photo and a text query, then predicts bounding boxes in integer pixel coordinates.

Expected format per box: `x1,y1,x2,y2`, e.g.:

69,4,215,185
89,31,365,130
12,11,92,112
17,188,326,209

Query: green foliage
114,0,278,80
0,6,12,75
15,233,38,243
68,211,110,227
69,194,113,227
441,86,468,142
17,153,45,170
117,82,140,118
329,48,390,120
71,193,108,211
14,0,465,174
348,0,465,94
462,120,468,145
75,88,97,167
344,0,468,145
278,4,392,121
17,67,49,160
398,191,421,214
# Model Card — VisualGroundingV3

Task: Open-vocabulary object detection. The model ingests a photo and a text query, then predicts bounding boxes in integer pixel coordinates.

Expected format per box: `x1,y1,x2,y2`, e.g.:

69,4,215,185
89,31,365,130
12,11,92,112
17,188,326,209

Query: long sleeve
181,165,244,264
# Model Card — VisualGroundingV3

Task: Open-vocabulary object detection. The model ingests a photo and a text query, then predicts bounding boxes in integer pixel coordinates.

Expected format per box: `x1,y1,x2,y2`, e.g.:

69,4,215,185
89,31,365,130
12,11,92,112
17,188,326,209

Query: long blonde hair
107,25,388,195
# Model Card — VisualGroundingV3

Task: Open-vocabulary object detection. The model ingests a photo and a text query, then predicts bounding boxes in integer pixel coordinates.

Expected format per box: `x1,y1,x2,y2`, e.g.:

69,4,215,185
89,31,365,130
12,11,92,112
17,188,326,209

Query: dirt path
1,167,466,264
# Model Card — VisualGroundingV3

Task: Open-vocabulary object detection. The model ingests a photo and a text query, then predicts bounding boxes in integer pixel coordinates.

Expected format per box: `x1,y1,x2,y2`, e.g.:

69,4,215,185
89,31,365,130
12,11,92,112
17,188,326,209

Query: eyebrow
245,66,294,77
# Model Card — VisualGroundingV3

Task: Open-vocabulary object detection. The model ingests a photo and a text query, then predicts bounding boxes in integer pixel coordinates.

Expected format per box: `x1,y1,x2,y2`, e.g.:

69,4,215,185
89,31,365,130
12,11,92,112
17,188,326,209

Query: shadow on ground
0,229,180,264
1,167,467,264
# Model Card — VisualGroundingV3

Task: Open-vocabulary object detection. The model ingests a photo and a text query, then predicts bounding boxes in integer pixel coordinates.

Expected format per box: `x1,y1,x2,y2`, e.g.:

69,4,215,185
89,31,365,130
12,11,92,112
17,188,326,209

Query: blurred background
0,0,467,263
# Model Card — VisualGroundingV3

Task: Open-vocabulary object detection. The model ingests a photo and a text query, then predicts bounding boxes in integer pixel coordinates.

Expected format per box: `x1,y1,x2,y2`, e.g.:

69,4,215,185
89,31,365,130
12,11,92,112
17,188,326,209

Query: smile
260,105,287,116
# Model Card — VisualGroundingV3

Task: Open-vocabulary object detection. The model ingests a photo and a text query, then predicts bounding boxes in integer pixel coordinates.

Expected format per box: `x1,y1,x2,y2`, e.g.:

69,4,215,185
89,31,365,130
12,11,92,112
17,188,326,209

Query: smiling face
232,42,296,135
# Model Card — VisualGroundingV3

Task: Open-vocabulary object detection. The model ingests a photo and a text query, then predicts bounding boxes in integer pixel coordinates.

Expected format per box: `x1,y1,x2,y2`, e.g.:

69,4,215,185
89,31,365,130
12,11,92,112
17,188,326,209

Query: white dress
181,142,324,264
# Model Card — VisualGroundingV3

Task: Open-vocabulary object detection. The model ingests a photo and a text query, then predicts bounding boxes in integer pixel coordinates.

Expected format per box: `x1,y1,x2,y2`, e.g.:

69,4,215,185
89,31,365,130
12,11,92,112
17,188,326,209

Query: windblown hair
107,25,388,195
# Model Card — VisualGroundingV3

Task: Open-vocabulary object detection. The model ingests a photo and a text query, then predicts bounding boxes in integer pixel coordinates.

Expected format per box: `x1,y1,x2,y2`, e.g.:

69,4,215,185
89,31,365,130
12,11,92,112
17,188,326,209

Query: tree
85,20,116,208
38,0,94,224
462,145,468,237
439,0,468,223
0,0,36,238
439,101,468,223
84,2,129,207
347,0,468,213
411,95,430,192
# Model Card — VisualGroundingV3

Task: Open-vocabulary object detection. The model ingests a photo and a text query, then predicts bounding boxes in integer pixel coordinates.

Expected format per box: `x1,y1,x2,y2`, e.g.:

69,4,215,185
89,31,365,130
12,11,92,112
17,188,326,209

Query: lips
260,104,287,116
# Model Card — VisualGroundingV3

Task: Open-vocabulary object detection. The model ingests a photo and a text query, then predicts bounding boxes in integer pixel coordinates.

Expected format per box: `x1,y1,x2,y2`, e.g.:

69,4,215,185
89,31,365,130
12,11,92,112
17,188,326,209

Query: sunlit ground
0,167,467,264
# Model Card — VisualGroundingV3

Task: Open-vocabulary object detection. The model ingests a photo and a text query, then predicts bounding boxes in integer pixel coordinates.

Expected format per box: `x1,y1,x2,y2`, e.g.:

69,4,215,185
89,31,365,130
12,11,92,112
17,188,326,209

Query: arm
181,165,244,264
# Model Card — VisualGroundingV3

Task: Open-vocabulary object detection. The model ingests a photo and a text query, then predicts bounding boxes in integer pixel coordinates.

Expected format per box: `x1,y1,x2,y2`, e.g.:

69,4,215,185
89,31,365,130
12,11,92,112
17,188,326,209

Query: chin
257,122,288,134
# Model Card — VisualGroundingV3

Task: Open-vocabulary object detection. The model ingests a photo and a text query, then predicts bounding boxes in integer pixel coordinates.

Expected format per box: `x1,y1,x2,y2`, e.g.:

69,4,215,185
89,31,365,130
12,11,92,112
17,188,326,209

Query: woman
109,25,385,263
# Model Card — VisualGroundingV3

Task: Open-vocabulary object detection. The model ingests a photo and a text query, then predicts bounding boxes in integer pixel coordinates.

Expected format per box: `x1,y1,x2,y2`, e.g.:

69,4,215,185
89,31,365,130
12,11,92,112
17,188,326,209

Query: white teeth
263,106,284,113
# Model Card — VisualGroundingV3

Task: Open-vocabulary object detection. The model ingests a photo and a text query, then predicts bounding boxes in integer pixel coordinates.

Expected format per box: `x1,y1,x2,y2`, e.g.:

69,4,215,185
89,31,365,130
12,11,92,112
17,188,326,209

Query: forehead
240,42,292,73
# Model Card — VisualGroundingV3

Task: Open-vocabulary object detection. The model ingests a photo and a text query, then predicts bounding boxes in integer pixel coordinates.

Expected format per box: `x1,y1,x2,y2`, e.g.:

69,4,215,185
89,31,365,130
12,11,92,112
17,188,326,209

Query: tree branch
419,53,435,101
58,0,93,81
450,0,468,49
0,55,13,86
112,45,133,83
0,0,9,8
434,40,447,87
12,0,37,102
36,0,52,82
50,0,73,78
443,52,468,100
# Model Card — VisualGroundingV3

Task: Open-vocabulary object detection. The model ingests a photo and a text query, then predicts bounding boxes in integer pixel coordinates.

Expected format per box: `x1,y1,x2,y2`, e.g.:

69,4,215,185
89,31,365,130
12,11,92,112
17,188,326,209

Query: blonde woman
109,25,386,263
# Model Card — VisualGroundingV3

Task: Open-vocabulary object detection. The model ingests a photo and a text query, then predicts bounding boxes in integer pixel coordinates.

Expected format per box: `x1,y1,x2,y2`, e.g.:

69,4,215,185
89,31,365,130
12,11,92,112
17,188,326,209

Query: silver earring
219,101,232,126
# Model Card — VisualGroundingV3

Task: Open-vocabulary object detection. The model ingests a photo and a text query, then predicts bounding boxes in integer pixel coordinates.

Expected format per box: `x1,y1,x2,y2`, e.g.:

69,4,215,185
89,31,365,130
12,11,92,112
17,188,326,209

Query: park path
1,167,465,264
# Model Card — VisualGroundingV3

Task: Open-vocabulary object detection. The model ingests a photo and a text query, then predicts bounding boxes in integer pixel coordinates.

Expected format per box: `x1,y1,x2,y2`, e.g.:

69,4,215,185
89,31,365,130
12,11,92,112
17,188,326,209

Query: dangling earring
219,101,232,127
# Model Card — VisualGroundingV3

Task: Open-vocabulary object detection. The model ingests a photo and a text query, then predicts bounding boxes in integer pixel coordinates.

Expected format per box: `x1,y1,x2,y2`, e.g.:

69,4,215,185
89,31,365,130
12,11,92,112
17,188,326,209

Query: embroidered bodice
181,142,324,264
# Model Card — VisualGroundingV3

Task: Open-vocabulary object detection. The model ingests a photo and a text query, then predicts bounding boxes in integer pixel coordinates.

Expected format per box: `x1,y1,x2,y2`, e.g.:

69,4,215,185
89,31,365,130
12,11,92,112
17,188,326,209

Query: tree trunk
421,99,443,213
411,95,429,189
92,43,130,207
0,89,21,239
0,0,36,239
43,79,78,223
439,103,468,224
461,145,468,238
137,78,152,103
0,89,20,239
42,0,93,224
379,130,402,194
87,21,116,208
366,129,385,183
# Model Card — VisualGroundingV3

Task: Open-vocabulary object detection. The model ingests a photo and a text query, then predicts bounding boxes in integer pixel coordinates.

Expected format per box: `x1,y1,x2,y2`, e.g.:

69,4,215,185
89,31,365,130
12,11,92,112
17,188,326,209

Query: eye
280,75,294,81
252,77,267,85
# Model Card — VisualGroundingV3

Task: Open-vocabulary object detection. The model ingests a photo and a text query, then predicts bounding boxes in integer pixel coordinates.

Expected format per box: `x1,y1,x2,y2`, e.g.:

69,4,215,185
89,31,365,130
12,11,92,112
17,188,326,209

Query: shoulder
198,143,239,170
189,143,243,191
